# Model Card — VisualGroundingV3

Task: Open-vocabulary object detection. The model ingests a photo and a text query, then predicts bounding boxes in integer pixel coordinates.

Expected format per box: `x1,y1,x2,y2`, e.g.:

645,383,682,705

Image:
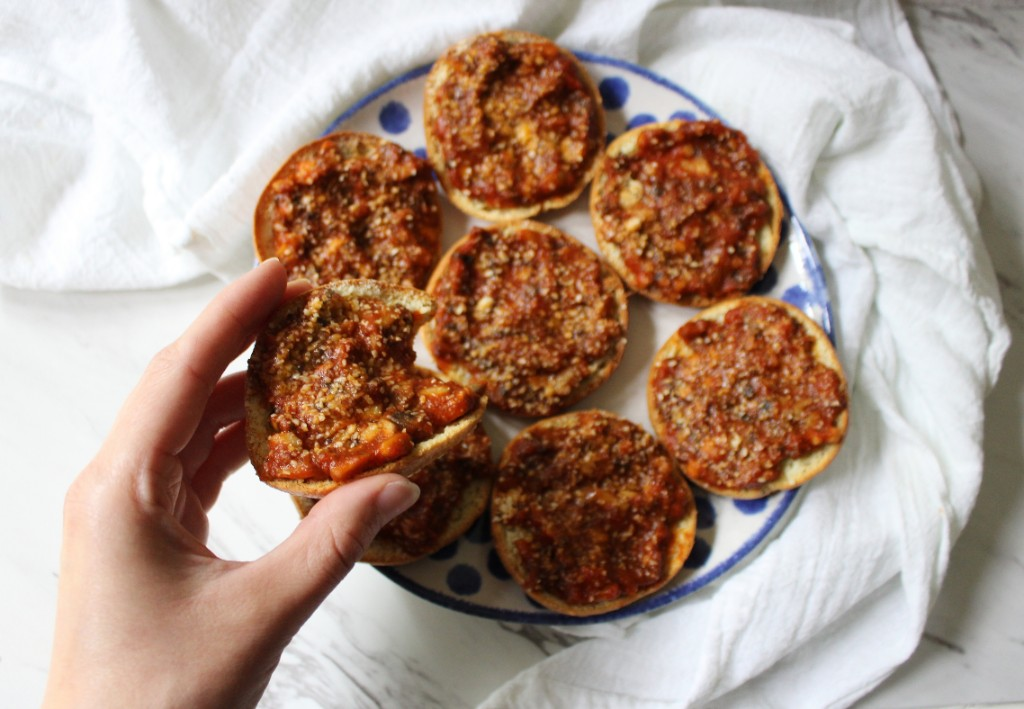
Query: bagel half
246,279,485,498
422,220,628,418
424,30,604,222
590,119,783,307
648,296,848,498
254,131,441,287
491,410,696,617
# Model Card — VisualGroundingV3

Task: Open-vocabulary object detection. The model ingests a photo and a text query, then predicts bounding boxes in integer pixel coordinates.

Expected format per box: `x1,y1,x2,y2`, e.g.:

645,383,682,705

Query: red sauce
650,300,847,491
427,224,627,417
592,120,775,303
493,411,692,607
265,135,440,287
251,288,479,482
428,33,602,210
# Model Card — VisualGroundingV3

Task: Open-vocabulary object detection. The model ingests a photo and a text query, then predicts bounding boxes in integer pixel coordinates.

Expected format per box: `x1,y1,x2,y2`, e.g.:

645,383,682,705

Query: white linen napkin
1,1,1008,706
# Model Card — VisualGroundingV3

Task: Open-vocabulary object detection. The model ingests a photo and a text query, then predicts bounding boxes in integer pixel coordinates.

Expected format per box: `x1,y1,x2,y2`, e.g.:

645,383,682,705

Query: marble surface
1,2,1023,707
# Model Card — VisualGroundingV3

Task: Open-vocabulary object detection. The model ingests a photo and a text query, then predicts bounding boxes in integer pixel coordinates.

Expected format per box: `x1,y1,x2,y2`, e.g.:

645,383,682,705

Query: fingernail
287,277,314,291
376,478,420,521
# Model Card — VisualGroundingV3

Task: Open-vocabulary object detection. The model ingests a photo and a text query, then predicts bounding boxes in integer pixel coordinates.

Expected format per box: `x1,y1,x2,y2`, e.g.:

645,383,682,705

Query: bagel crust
590,119,782,307
254,131,441,287
648,296,848,498
424,30,604,222
246,280,483,497
423,220,628,418
491,410,696,617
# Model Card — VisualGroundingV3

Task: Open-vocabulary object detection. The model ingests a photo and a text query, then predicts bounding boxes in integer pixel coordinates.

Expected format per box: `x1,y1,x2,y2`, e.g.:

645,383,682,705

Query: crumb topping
592,120,775,303
428,33,602,211
251,289,478,482
265,136,440,287
428,224,626,417
493,411,692,607
650,300,846,491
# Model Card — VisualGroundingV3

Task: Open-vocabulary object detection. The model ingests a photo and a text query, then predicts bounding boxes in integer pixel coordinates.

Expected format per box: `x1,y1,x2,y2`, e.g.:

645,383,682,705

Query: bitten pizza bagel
422,220,628,418
648,296,848,498
491,410,697,617
291,421,495,565
590,119,783,307
424,30,604,222
245,279,485,498
254,131,441,287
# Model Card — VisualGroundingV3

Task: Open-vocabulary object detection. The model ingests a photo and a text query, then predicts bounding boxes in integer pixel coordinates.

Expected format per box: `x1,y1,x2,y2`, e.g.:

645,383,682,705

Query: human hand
43,259,420,708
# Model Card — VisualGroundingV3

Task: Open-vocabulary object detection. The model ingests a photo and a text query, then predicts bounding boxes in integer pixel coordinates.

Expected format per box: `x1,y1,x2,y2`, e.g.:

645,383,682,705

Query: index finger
110,258,290,463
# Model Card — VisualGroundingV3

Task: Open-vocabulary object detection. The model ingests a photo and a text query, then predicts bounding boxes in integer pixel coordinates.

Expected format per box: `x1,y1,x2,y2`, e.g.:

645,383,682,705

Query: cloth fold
1,1,1008,706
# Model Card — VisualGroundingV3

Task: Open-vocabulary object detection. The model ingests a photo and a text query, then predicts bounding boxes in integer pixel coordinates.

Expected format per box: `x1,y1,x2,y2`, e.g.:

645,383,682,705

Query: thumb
250,474,420,628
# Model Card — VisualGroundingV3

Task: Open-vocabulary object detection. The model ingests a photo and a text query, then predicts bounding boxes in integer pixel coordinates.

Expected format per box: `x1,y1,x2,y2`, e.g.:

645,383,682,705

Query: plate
322,52,833,625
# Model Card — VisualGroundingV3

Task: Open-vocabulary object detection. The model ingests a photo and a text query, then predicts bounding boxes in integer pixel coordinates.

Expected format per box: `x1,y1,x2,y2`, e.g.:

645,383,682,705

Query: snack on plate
254,131,441,287
292,422,495,565
590,119,783,307
424,30,604,222
491,410,696,617
245,279,485,498
648,296,848,498
422,220,628,418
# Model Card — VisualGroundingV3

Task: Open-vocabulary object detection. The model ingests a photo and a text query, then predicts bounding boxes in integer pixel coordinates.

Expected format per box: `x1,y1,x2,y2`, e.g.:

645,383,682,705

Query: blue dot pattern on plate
447,564,483,595
781,284,813,313
599,76,629,109
670,109,697,121
734,497,769,515
626,113,657,130
684,537,712,569
413,146,428,160
379,100,411,135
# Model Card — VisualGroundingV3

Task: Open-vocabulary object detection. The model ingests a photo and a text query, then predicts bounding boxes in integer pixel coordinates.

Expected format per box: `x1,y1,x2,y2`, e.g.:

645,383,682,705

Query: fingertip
375,478,421,523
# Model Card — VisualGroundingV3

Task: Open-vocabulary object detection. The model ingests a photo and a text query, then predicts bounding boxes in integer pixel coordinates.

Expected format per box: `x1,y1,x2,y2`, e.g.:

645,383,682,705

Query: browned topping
264,135,440,287
427,224,626,417
593,120,775,303
428,32,602,211
493,411,692,608
373,424,494,557
650,300,847,492
250,288,479,482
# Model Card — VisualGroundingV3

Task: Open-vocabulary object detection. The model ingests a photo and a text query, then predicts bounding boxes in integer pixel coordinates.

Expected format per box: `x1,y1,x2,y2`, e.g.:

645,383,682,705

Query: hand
43,259,420,708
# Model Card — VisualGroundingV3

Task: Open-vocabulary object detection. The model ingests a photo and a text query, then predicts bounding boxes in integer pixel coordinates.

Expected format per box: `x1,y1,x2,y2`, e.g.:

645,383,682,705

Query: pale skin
43,258,420,708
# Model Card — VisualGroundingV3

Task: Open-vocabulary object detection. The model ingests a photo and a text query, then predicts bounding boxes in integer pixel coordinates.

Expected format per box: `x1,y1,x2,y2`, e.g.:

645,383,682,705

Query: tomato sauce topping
428,33,603,210
428,224,626,417
650,300,847,491
264,136,440,287
373,425,493,557
251,289,479,483
493,411,692,607
593,120,775,302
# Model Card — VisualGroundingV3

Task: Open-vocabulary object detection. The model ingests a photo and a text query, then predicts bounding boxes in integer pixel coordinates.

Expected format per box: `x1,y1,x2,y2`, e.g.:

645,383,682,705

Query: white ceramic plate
322,52,834,625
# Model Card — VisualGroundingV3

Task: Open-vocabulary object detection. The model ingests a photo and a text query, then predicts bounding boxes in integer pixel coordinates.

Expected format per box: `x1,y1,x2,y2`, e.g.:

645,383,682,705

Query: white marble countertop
1,2,1022,707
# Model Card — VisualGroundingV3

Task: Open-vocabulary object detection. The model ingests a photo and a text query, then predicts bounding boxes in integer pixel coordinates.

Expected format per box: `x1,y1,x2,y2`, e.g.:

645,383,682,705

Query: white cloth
1,1,1008,707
